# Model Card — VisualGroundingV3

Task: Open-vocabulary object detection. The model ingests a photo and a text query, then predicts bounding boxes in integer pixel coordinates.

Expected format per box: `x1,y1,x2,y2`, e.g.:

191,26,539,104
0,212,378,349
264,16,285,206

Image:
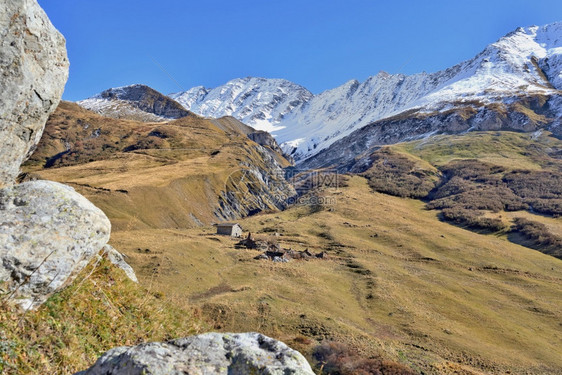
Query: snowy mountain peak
93,84,156,100
276,22,562,161
77,22,562,164
170,77,313,132
375,71,392,79
79,85,190,122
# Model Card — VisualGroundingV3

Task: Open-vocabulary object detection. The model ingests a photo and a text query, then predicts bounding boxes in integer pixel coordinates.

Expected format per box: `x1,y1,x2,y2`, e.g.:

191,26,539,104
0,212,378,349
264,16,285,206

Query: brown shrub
361,149,438,198
123,136,166,152
439,160,505,180
313,341,416,375
292,335,313,346
511,218,562,258
148,126,179,139
430,164,562,217
503,171,562,216
503,170,562,200
428,182,527,212
528,199,562,217
441,207,506,232
428,160,527,212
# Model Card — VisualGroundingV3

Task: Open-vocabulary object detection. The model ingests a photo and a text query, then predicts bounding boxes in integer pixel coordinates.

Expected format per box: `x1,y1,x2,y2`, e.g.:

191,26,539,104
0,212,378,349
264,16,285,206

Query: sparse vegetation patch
313,341,417,375
360,149,439,198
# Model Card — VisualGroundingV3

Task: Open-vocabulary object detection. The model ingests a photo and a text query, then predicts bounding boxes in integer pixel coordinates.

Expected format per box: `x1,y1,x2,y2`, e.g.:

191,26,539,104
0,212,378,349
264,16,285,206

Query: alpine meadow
1,1,561,374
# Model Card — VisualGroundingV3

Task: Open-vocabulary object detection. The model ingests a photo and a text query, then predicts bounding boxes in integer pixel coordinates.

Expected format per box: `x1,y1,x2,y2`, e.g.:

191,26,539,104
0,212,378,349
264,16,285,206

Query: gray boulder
0,0,69,187
0,180,111,310
76,332,315,375
102,245,138,283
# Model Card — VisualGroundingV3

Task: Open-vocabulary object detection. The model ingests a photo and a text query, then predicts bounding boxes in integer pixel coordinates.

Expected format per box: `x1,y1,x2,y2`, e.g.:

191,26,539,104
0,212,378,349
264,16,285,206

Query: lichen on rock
0,180,111,310
0,0,69,187
76,332,315,375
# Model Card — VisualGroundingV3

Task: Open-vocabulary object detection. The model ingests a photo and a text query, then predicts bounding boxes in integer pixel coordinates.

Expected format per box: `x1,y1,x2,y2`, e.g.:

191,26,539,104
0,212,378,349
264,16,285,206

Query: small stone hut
215,223,243,238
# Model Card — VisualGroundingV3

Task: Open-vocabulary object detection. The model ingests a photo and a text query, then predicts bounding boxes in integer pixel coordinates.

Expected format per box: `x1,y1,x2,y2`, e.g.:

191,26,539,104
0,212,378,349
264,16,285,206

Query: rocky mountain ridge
96,22,562,166
24,101,296,229
170,77,313,132
78,84,192,122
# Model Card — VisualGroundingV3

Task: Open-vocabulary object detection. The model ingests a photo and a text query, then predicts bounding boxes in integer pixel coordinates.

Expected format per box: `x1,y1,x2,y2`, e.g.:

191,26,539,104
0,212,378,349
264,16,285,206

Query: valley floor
21,108,562,373
108,177,562,374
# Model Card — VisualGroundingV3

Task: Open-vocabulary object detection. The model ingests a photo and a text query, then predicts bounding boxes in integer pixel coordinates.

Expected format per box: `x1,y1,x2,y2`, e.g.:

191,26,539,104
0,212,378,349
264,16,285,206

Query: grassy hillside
359,131,562,258
23,102,293,230
108,177,562,374
0,257,205,374
20,106,562,374
394,130,561,170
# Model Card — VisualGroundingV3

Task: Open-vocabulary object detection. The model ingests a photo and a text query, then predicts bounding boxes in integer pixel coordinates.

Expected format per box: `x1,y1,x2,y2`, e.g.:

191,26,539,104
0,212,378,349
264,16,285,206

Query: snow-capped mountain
78,84,191,122
169,23,562,163
78,22,562,166
170,77,313,132
276,23,562,162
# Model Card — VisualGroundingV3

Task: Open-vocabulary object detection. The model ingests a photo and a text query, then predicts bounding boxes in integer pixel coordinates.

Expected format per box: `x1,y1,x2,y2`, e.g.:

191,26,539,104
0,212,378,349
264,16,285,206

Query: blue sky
38,0,562,101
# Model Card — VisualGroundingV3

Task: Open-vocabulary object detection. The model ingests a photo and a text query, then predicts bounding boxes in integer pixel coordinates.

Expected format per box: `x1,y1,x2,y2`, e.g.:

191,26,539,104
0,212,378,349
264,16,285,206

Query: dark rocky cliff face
98,85,191,120
300,95,562,171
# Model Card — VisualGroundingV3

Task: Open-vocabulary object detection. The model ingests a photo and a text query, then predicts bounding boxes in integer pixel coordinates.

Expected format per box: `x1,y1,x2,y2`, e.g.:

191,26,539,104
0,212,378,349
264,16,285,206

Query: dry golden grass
19,105,562,374
25,102,291,231
0,257,205,374
108,177,562,374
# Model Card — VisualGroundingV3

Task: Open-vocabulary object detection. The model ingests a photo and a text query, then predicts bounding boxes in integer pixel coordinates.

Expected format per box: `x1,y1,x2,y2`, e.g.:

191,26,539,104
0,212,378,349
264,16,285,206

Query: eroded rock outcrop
247,130,296,164
76,332,315,375
102,245,138,283
0,180,111,310
215,144,297,220
0,0,69,187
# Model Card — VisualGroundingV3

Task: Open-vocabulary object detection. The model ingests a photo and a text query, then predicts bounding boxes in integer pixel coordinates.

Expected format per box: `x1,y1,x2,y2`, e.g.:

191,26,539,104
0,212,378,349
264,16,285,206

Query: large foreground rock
0,0,69,186
0,180,111,310
77,332,315,375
